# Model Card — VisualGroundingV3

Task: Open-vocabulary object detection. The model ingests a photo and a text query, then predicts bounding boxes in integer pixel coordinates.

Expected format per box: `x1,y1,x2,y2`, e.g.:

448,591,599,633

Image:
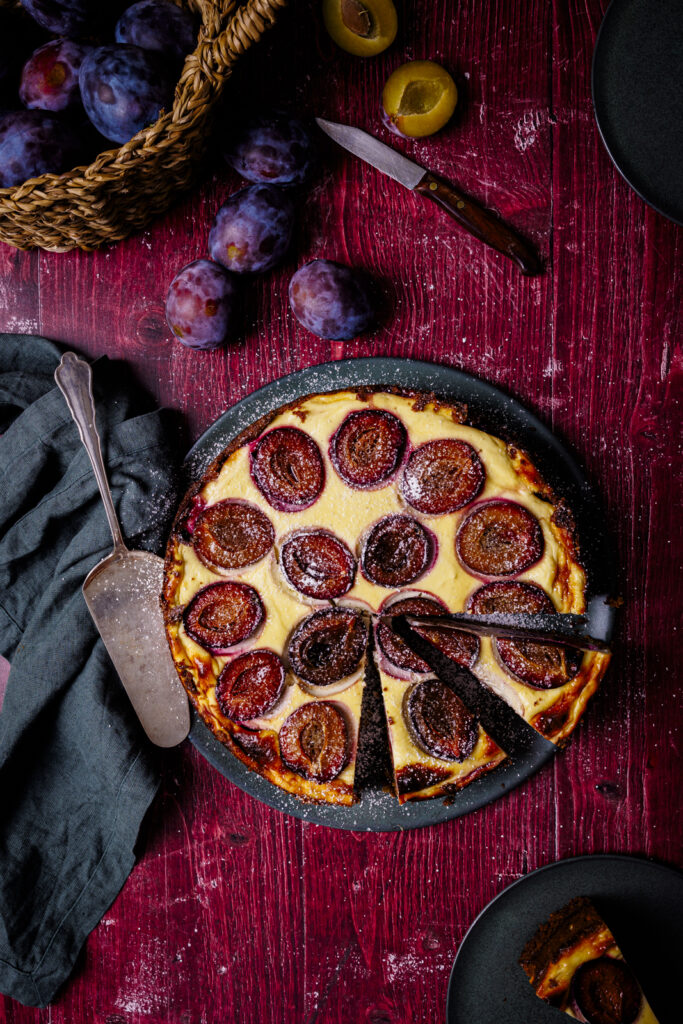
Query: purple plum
115,0,198,65
21,0,97,39
79,44,176,145
208,184,294,274
288,260,376,340
165,259,238,350
20,39,90,113
224,113,317,186
0,110,82,188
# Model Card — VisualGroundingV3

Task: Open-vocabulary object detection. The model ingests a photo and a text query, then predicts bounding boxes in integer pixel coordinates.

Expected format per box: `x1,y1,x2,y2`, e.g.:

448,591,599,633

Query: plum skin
78,44,176,145
224,113,317,186
21,0,96,39
115,0,198,65
0,110,82,188
20,40,91,113
165,259,238,350
208,184,295,274
289,259,376,341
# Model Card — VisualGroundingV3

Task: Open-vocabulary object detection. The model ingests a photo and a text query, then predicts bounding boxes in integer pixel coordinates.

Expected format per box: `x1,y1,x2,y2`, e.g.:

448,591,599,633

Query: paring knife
381,611,611,654
315,117,542,276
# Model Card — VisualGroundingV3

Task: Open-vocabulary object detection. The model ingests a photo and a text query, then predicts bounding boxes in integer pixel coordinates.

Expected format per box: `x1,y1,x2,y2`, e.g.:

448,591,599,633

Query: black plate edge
591,0,683,227
445,852,683,1024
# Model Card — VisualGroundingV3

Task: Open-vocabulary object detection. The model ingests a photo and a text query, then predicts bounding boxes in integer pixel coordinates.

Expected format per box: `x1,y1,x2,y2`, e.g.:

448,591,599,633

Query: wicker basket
0,0,286,251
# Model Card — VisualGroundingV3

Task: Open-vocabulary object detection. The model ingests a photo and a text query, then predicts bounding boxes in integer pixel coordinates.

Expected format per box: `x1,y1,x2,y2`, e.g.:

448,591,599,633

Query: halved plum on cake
162,387,611,806
377,668,505,803
520,897,660,1023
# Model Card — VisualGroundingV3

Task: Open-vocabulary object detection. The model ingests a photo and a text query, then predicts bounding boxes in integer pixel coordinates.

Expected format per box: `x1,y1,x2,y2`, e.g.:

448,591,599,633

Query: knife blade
381,611,611,654
315,117,541,275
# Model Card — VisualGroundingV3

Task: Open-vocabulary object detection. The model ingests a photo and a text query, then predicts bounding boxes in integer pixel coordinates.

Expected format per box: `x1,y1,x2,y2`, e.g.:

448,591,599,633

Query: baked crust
162,387,611,805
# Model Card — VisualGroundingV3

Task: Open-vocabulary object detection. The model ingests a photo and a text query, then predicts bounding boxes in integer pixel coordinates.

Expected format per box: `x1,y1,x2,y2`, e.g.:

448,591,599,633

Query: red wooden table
1,1,681,1021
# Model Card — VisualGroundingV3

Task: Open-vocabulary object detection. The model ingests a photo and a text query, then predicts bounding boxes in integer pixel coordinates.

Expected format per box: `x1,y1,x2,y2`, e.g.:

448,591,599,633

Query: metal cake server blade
55,352,190,748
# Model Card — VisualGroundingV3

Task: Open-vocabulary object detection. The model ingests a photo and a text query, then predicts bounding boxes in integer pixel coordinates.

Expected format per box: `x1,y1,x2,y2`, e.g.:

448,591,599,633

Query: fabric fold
0,334,182,1007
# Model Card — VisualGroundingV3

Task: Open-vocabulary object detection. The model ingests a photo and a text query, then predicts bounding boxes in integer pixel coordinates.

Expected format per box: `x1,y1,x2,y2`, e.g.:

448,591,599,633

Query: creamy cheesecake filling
165,390,610,802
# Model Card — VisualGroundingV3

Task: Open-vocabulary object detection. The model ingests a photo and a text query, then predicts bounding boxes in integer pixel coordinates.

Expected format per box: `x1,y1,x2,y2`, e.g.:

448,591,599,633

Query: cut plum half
401,439,484,514
288,607,368,687
251,426,324,512
280,528,356,599
569,957,642,1024
330,409,406,489
279,701,349,782
404,678,478,762
377,593,480,677
456,499,544,577
183,581,264,654
193,499,274,572
361,514,434,587
468,581,582,689
215,649,285,722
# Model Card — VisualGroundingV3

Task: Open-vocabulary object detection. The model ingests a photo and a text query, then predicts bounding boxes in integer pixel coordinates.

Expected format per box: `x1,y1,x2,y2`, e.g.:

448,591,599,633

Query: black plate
183,358,615,832
592,0,683,225
446,853,682,1023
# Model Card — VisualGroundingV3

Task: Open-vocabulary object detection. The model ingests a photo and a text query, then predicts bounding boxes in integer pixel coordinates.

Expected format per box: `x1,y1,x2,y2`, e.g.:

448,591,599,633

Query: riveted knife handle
415,171,542,276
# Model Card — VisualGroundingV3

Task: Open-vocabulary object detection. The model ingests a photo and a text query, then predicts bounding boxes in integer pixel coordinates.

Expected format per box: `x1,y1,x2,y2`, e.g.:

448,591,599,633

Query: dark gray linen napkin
0,334,181,1007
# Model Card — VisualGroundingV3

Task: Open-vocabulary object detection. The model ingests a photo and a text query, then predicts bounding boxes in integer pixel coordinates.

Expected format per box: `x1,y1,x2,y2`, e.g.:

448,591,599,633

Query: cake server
55,352,190,748
381,610,611,654
315,117,541,275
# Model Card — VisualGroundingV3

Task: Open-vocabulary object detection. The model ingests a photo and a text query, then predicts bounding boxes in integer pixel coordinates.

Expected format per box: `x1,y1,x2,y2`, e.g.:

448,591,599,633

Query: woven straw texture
0,0,287,251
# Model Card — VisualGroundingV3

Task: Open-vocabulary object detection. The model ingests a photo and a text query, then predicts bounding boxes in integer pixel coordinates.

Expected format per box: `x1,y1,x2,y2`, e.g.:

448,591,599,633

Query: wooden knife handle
415,171,542,276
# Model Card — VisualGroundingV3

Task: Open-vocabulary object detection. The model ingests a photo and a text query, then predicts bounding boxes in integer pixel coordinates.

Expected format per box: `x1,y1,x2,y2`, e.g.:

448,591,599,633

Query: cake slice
519,896,660,1023
372,597,505,803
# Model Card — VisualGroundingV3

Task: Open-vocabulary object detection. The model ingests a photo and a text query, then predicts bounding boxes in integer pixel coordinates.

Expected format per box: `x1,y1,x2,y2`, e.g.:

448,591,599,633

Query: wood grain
0,1,681,1021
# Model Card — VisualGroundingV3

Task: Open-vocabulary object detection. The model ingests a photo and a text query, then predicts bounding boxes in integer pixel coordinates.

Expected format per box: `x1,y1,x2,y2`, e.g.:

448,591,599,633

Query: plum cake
162,389,611,805
520,897,660,1023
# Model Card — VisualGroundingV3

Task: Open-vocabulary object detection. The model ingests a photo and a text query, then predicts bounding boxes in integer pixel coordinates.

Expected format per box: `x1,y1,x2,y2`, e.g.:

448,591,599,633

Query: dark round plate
592,0,683,225
446,853,682,1023
183,358,615,832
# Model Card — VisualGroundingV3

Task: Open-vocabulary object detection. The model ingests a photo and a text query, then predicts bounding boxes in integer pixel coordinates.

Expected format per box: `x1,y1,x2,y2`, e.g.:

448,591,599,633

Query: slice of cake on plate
519,896,659,1023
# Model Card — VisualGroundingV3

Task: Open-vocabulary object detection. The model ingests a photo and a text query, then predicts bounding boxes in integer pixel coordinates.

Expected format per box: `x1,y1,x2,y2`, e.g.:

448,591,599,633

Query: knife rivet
429,181,438,191
457,200,465,209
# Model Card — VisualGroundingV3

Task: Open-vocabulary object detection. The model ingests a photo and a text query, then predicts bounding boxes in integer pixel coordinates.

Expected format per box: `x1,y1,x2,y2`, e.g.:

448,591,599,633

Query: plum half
279,702,349,782
215,649,285,722
288,607,367,686
250,426,325,512
404,679,478,762
401,439,485,514
456,500,544,577
382,60,458,138
193,500,274,572
330,409,406,489
322,0,397,57
361,514,434,587
183,581,264,654
377,594,479,676
468,581,582,689
568,957,642,1024
280,529,356,599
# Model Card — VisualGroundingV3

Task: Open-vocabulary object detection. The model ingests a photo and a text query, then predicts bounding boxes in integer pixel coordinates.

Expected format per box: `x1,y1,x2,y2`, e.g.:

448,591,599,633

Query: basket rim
0,0,287,201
